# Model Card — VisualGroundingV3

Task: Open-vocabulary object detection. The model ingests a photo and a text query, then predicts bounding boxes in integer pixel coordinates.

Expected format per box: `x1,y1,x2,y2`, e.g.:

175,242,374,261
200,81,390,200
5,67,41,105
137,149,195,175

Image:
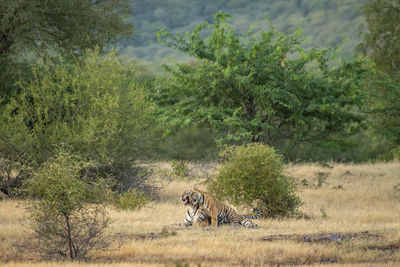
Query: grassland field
1,161,400,266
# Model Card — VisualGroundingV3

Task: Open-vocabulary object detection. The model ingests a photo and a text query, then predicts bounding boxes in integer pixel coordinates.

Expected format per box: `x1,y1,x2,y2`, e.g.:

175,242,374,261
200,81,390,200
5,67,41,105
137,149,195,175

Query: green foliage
171,263,190,267
367,76,400,148
155,12,372,148
0,155,31,198
154,126,218,161
0,0,133,100
0,0,132,57
357,0,400,80
171,160,189,179
357,1,400,149
0,50,158,187
279,129,394,162
378,146,400,161
209,143,302,218
115,188,150,210
22,149,113,260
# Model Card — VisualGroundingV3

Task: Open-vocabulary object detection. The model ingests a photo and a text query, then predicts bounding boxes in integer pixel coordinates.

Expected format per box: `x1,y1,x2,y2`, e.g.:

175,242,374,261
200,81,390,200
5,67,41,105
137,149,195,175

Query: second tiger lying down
181,185,260,228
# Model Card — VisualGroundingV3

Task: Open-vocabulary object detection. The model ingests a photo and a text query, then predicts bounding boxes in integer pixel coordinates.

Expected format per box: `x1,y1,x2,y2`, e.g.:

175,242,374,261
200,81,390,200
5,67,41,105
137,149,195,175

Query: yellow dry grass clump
1,161,400,266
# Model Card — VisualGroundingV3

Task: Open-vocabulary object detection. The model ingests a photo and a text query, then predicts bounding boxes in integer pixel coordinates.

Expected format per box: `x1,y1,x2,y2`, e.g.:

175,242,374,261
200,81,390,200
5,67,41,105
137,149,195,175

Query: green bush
209,143,302,218
115,188,150,210
171,160,189,179
0,49,158,192
22,149,113,260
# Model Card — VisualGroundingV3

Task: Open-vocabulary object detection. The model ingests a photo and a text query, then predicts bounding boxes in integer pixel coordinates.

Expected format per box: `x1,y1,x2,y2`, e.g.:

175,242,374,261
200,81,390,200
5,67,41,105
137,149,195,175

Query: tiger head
180,186,202,207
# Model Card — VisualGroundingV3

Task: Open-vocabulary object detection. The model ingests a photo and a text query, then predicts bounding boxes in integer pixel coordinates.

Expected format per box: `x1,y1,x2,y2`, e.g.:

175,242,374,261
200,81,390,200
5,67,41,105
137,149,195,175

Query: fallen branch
163,223,197,231
367,242,400,252
134,229,178,240
133,232,172,240
261,231,381,242
112,229,178,244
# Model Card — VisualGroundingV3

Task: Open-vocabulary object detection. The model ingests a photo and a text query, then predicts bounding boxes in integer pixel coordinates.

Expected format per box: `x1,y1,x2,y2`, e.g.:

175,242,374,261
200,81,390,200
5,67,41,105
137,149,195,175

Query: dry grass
1,162,400,266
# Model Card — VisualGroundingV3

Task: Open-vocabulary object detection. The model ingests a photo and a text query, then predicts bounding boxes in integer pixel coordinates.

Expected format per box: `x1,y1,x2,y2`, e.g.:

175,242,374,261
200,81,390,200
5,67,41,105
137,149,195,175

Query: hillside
119,0,367,65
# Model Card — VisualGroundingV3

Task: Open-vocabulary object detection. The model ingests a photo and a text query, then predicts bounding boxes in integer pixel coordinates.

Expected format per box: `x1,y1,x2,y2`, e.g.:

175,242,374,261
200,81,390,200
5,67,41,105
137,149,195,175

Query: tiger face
180,189,201,207
181,185,259,228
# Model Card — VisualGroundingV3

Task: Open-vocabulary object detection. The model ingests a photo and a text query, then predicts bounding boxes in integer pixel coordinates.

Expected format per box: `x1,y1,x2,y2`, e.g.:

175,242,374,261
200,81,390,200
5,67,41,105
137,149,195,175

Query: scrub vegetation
1,0,400,266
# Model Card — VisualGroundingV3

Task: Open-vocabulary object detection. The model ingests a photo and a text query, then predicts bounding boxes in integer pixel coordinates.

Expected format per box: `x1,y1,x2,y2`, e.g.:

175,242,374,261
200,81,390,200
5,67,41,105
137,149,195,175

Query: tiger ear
185,190,192,195
194,184,199,190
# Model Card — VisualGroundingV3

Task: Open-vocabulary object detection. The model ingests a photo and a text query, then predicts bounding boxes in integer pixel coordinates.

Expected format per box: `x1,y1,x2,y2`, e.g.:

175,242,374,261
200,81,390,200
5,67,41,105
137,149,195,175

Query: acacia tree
22,149,113,260
0,50,157,195
156,12,372,147
0,0,133,99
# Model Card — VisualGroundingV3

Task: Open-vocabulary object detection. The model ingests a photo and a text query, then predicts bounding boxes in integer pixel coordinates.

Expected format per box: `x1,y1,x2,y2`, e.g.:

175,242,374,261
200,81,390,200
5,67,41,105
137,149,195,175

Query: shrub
0,49,158,193
171,160,189,179
209,143,302,218
115,188,150,210
22,149,113,260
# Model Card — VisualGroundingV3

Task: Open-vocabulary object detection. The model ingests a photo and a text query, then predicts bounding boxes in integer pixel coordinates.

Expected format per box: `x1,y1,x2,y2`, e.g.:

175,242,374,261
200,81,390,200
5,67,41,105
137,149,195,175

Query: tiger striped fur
180,185,259,228
183,205,210,227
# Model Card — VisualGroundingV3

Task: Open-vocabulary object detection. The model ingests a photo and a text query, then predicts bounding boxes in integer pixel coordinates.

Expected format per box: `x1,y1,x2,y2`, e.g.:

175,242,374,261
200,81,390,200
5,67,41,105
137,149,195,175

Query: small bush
171,160,189,179
22,149,113,260
379,146,400,161
209,143,302,218
115,188,150,210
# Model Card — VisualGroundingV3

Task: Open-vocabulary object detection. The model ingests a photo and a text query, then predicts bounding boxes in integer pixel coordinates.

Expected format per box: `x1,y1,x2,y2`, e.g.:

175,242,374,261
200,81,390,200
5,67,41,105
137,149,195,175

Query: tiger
180,185,260,228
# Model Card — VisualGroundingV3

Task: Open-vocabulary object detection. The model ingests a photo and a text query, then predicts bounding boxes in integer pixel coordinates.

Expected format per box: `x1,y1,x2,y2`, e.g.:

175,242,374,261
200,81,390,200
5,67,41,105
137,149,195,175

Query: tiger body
181,185,259,228
183,205,210,227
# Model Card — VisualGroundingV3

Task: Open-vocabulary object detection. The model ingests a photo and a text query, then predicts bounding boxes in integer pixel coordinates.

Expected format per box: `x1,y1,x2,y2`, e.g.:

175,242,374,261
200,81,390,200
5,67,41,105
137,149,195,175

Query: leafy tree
357,0,400,80
357,0,400,150
365,75,400,151
0,0,133,99
0,50,157,193
156,12,372,147
22,149,113,260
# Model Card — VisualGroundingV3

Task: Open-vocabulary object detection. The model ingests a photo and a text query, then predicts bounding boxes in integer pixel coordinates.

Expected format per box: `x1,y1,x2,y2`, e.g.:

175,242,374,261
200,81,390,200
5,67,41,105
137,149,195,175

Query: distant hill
119,0,366,66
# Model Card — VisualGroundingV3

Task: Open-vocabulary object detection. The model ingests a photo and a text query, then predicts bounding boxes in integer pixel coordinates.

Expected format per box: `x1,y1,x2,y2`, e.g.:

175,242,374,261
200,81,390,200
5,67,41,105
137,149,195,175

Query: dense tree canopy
156,12,372,147
0,50,157,195
357,0,400,148
357,0,400,80
0,0,133,99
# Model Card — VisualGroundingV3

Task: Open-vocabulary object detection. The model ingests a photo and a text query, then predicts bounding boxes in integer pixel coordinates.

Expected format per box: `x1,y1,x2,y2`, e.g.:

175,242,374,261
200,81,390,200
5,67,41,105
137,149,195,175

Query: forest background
1,0,399,196
118,0,398,163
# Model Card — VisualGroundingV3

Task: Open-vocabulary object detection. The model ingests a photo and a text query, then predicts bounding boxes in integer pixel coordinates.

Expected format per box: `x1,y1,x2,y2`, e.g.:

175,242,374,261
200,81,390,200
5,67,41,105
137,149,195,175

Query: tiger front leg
197,206,217,227
209,206,219,227
193,219,211,227
192,207,212,227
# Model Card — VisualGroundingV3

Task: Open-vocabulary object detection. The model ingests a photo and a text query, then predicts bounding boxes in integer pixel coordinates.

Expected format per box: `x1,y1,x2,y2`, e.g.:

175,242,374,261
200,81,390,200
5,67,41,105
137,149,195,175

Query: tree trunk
64,214,75,259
